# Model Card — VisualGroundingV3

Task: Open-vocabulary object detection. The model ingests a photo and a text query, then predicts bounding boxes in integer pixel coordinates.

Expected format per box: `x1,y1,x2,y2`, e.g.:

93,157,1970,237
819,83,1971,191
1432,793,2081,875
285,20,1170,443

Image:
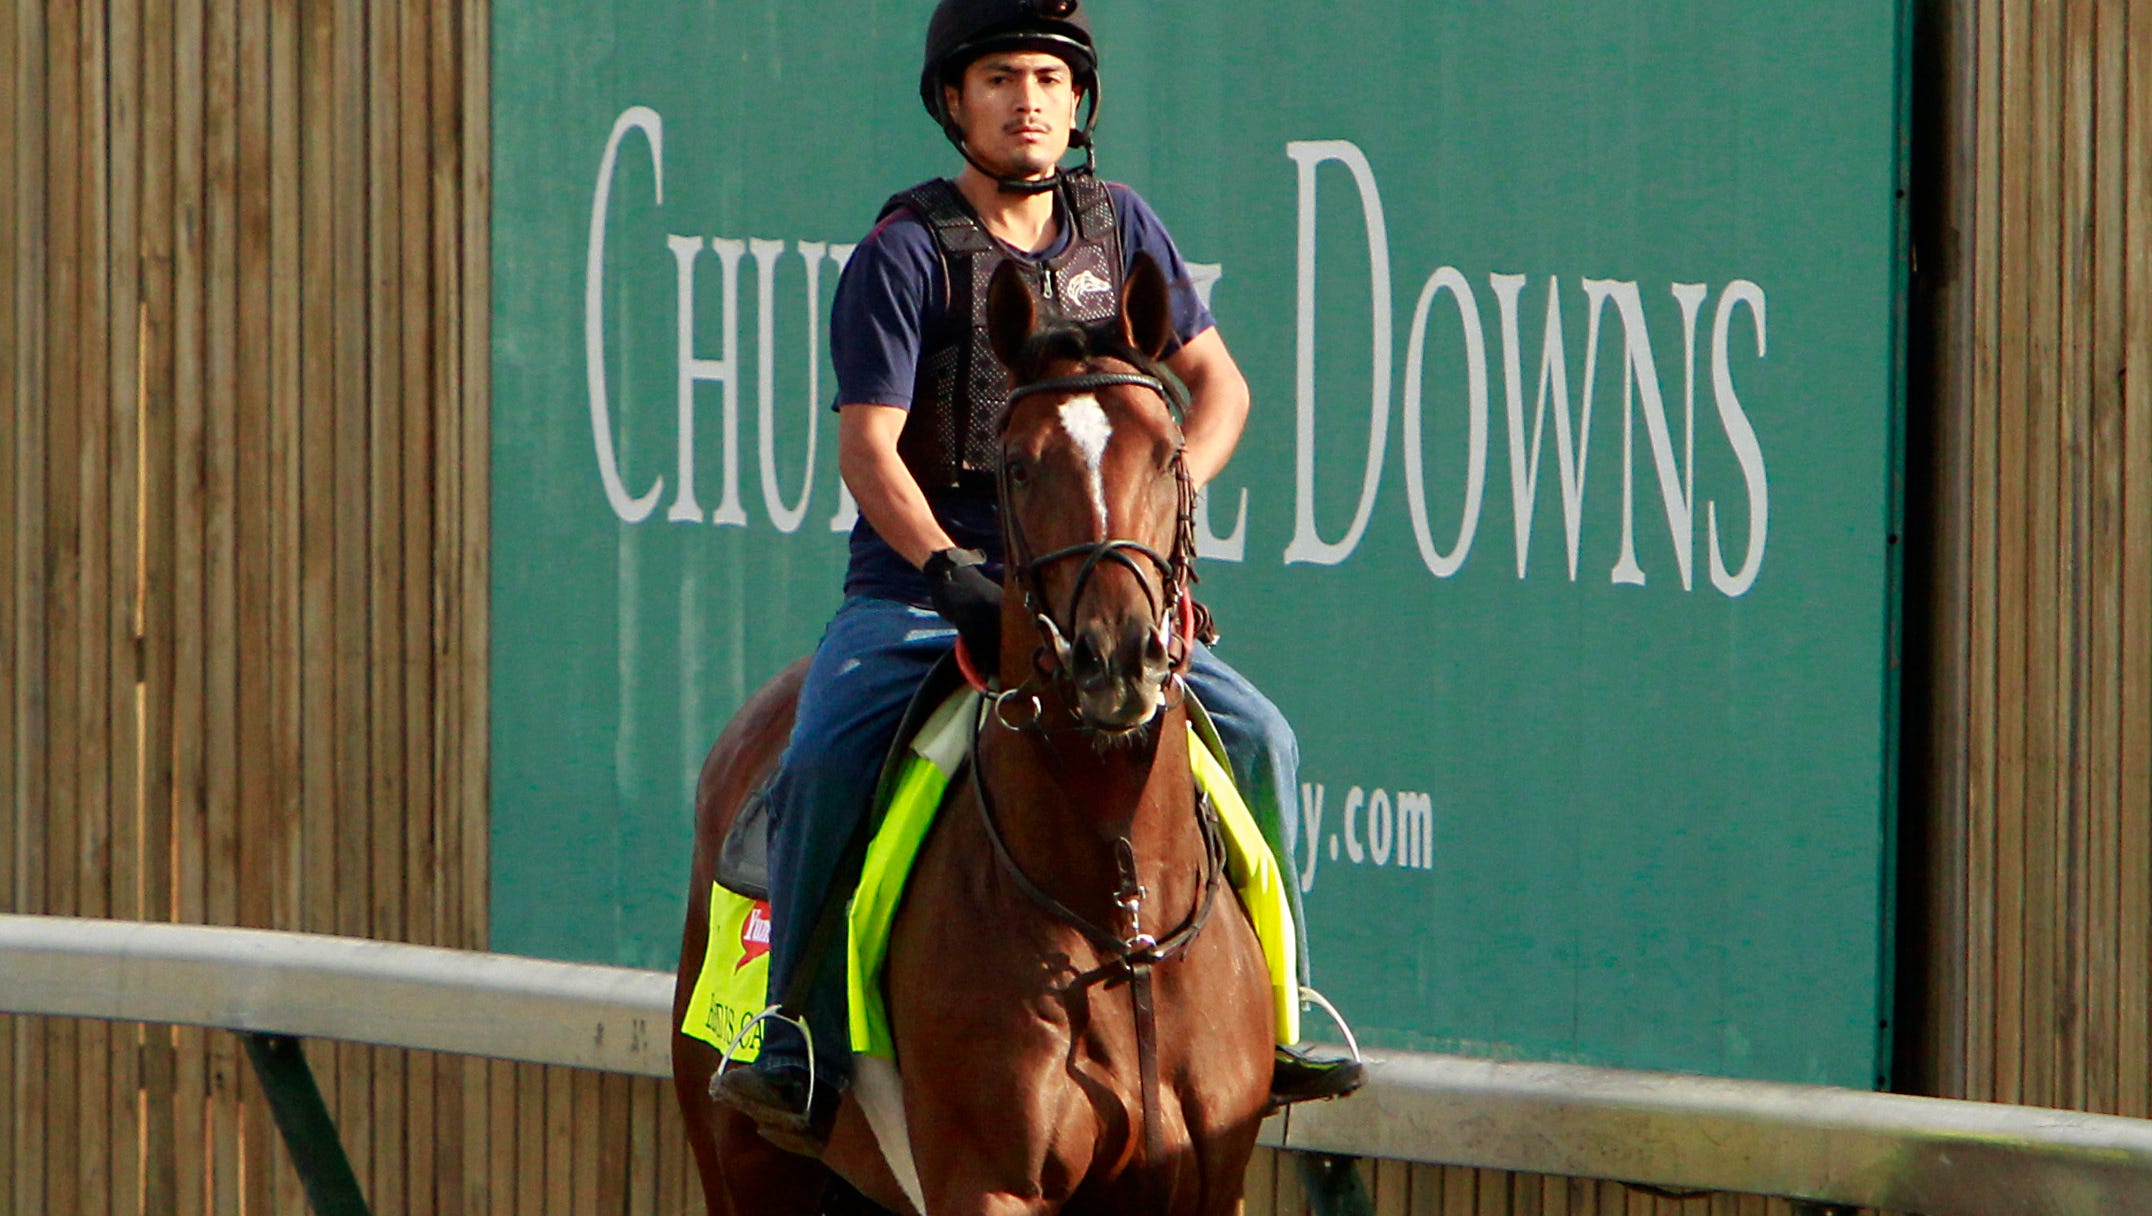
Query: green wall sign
492,0,1907,1088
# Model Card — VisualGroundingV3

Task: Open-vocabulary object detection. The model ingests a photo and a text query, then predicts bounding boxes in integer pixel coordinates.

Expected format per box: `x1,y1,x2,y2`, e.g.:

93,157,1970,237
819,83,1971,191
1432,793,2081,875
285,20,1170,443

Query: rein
976,356,1220,1166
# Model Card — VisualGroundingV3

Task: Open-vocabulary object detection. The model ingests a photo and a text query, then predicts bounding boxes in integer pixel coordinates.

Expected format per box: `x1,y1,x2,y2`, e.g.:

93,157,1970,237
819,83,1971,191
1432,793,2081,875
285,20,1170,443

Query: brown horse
672,254,1274,1216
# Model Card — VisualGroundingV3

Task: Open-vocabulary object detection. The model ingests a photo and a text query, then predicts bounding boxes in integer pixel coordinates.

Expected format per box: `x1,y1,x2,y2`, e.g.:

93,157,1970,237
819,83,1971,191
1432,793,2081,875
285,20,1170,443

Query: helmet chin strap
958,137,1096,195
949,89,1100,196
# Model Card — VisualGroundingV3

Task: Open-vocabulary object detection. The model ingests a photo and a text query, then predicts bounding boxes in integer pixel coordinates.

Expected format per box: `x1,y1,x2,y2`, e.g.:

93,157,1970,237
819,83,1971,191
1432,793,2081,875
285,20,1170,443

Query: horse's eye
1007,460,1030,488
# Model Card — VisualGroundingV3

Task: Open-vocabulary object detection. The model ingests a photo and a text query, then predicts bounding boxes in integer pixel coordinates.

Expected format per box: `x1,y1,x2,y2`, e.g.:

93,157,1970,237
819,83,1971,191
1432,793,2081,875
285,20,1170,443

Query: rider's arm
1167,326,1251,489
839,402,959,569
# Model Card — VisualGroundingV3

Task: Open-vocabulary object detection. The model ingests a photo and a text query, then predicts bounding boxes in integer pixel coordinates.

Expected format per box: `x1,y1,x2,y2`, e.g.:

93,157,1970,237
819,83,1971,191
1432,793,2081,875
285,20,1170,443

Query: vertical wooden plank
5,1,50,1209
202,0,240,937
0,0,18,1200
296,0,337,975
170,0,211,1207
263,54,305,1216
571,1069,602,1216
1242,1147,1278,1216
405,1048,437,1216
2080,0,2127,1120
432,10,477,1198
429,1054,465,1216
490,1059,518,1216
1918,0,1958,1105
209,1034,242,1216
1439,1165,1477,1216
596,1071,632,1216
628,1076,661,1216
288,0,343,1186
398,0,437,947
1979,0,2014,1110
430,0,462,942
519,1063,549,1213
1473,1168,1506,1216
231,0,269,934
545,1066,574,1216
234,0,279,1207
2121,0,2152,1125
365,5,410,1208
455,1057,489,1215
138,0,184,1206
1407,1161,1443,1216
1959,0,2004,1110
430,0,468,973
2052,0,2097,1116
398,12,442,1211
267,0,303,941
2022,0,2066,1114
1373,1157,1411,1216
331,0,374,1186
78,0,120,1168
1538,1172,1570,1216
654,1071,688,1213
366,0,407,963
42,9,87,1216
1269,1153,1305,1216
460,0,492,954
204,0,246,1208
1918,0,1981,1104
108,0,151,1199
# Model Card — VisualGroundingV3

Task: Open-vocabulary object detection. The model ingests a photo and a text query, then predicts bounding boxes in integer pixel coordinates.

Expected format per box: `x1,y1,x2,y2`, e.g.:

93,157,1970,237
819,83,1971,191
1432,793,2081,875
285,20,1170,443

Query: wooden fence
1,1,2145,1214
1903,0,2152,1120
0,0,528,1210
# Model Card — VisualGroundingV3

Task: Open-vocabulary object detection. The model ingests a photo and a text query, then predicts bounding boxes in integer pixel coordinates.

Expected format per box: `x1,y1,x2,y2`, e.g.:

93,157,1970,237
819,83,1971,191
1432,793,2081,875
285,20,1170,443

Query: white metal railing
4,914,2150,1215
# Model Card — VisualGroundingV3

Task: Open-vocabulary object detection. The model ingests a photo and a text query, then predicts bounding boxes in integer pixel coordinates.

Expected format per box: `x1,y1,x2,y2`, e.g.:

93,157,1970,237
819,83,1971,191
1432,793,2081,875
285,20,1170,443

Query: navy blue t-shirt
831,181,1215,605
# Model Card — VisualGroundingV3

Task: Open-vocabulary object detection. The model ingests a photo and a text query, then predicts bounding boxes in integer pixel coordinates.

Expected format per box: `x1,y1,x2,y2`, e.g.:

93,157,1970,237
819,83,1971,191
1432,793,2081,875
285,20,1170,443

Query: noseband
997,367,1201,721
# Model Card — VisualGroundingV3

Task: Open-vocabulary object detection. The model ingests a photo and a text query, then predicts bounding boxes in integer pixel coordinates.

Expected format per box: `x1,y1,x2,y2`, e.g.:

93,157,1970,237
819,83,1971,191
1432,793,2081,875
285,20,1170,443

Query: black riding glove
925,547,1003,673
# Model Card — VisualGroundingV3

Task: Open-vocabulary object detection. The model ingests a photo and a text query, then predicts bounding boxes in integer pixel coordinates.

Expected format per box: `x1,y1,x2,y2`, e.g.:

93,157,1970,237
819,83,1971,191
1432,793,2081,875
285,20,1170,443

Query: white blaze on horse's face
1057,395,1113,533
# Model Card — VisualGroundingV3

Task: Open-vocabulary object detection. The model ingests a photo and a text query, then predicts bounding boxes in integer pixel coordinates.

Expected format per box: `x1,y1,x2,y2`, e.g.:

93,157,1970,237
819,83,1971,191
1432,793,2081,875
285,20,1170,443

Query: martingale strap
970,754,1227,1166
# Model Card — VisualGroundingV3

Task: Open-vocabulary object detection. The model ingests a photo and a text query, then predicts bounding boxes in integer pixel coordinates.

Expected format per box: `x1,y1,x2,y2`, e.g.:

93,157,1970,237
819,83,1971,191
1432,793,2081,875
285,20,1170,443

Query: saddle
680,656,1300,1064
712,653,969,903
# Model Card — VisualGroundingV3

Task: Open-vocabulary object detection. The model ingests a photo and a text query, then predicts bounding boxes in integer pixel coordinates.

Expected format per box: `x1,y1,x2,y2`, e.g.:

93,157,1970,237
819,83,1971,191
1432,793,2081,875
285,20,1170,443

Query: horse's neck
977,703,1197,915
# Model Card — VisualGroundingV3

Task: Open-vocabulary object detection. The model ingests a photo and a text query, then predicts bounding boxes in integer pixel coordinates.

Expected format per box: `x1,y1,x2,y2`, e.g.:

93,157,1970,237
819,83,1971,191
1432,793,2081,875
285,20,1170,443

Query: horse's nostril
1144,628,1168,665
1071,635,1103,676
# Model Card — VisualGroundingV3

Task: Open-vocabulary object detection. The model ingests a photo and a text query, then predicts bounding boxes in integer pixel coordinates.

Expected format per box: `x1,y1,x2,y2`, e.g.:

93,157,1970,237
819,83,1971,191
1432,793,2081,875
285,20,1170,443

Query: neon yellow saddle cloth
679,689,1300,1062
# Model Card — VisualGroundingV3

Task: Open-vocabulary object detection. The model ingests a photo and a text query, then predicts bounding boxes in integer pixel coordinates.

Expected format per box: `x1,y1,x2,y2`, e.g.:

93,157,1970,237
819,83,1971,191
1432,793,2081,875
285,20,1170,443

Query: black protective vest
881,174,1124,490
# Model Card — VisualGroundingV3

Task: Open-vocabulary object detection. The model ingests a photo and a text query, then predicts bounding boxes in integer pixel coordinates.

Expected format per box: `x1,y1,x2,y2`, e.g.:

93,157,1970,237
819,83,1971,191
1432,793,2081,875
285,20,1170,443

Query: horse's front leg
904,1068,1089,1216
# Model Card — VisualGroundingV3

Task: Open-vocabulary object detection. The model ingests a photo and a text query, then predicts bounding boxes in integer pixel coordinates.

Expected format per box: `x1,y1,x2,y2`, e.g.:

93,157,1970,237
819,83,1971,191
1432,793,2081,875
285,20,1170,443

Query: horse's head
986,253,1195,735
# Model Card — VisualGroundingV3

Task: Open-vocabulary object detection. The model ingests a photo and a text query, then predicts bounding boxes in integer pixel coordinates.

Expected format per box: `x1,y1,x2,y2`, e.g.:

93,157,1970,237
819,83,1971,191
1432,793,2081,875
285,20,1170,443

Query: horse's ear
985,260,1037,374
1118,252,1174,362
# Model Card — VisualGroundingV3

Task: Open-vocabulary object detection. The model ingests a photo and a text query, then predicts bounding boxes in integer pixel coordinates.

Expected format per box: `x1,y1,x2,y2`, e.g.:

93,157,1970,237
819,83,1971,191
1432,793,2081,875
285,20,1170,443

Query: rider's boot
711,1058,829,1157
1268,1043,1366,1110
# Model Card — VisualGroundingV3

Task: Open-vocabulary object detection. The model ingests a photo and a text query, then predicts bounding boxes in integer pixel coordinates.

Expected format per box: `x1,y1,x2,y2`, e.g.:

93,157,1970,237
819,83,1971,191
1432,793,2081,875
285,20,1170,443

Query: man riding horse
714,0,1364,1146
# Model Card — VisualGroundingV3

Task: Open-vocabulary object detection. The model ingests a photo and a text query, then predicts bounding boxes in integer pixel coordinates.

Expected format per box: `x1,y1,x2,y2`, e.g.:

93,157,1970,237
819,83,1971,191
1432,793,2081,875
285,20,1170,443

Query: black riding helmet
920,0,1101,192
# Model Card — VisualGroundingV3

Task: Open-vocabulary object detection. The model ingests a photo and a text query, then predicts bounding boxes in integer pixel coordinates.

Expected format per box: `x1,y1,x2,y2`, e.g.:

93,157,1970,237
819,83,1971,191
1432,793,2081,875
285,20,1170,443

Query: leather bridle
995,365,1201,720
977,357,1223,1166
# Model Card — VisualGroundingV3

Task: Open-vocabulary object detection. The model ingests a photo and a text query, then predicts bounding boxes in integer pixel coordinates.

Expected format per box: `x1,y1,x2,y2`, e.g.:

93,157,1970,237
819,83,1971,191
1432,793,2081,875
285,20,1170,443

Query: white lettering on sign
580,113,1771,596
1284,140,1393,567
586,106,860,534
586,106,667,523
1185,261,1249,563
1296,781,1435,893
1284,139,1773,596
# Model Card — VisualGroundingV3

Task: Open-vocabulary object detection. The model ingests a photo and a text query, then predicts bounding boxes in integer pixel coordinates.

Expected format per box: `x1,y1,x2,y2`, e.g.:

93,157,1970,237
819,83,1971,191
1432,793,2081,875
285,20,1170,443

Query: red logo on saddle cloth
737,901,773,971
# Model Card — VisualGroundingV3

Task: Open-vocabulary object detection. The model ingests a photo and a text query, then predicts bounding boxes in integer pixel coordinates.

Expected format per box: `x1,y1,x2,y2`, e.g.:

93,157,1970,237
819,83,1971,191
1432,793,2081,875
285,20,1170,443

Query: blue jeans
760,595,1308,1079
